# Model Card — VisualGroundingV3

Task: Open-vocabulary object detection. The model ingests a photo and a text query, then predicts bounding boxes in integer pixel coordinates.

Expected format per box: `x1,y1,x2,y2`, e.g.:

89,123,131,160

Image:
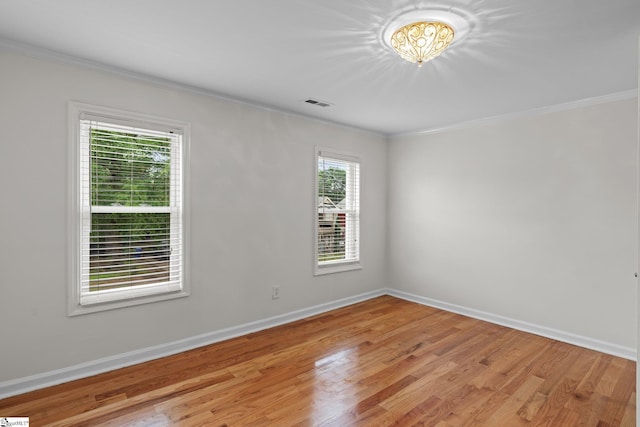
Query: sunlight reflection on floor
311,347,359,424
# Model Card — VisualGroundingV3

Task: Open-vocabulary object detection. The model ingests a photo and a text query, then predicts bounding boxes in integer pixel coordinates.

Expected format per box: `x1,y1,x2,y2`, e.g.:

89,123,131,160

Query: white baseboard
386,288,636,361
0,289,385,400
1,287,634,399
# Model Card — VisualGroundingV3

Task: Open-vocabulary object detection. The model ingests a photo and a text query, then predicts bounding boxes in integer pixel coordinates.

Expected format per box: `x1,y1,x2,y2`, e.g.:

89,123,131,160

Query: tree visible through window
70,103,188,314
315,149,360,274
89,127,173,291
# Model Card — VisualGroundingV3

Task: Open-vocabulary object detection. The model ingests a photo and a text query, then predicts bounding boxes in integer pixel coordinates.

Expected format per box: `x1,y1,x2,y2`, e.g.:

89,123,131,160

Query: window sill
68,289,189,316
314,261,362,276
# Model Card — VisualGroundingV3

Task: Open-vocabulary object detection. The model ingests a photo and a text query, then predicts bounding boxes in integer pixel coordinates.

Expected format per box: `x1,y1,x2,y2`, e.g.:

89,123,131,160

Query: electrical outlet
272,285,280,299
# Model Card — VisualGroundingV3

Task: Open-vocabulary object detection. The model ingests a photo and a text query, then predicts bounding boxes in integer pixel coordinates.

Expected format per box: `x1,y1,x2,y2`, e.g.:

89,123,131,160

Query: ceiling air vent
304,98,332,108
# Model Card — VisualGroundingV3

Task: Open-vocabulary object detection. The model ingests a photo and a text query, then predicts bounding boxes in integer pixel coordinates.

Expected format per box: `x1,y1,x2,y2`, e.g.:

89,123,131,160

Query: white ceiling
0,0,638,135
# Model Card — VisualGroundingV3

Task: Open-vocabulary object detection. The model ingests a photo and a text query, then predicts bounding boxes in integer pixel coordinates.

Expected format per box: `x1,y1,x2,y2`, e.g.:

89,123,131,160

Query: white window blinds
316,150,360,272
78,116,184,306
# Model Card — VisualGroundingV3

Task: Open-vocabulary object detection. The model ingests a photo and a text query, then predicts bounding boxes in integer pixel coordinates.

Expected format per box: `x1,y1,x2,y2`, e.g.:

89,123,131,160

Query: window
315,148,361,275
69,103,189,315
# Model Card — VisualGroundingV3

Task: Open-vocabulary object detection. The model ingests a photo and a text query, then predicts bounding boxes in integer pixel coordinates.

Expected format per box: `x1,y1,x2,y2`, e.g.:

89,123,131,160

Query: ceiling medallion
382,9,471,67
390,21,454,67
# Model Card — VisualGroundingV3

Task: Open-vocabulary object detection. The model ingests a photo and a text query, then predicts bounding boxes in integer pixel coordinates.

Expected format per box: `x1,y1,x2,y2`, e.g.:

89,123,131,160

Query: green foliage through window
317,167,346,206
89,128,173,291
91,129,171,207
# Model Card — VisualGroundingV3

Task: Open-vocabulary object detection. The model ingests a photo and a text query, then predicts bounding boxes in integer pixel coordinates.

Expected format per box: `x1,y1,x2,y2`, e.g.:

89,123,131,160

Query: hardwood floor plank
516,390,547,421
353,375,419,415
530,376,581,425
434,385,494,427
0,296,634,426
486,374,545,425
619,391,636,427
545,407,581,427
600,359,637,426
460,390,512,426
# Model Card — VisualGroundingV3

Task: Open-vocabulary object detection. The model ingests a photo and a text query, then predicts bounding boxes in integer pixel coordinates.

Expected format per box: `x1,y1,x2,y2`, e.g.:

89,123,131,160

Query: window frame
314,147,362,276
68,102,190,316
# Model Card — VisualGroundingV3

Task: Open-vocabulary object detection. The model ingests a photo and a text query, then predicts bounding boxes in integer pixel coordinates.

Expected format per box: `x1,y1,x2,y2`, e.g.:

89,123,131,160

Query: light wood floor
0,296,635,426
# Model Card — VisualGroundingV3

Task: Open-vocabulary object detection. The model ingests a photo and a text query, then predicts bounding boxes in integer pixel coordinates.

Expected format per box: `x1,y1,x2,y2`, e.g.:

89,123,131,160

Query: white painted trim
393,89,639,137
635,33,639,426
0,37,380,138
2,37,635,140
386,289,637,361
314,147,362,276
67,102,191,316
1,287,635,399
0,289,386,400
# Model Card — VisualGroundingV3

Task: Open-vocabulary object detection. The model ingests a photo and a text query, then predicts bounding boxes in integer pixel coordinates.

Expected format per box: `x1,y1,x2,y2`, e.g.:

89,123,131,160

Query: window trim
314,146,362,276
68,102,190,316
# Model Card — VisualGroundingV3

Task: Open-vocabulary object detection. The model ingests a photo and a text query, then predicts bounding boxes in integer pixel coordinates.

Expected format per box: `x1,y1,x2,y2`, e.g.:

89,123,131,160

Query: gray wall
388,98,638,349
1,46,637,385
0,49,388,382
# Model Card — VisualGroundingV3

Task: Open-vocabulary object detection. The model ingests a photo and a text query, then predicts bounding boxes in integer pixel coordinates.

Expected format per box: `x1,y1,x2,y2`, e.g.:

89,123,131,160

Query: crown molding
393,89,638,138
0,37,382,138
1,36,636,140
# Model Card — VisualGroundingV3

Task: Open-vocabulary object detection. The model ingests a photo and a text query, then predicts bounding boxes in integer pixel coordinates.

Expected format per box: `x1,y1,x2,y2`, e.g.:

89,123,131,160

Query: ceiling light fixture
381,9,472,67
390,21,454,67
